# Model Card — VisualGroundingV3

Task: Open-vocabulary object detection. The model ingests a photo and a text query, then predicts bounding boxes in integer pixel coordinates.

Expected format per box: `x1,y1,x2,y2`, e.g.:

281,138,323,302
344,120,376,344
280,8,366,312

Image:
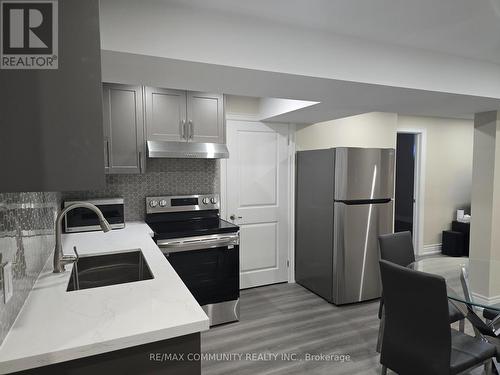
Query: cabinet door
145,87,187,142
102,83,145,174
186,92,224,143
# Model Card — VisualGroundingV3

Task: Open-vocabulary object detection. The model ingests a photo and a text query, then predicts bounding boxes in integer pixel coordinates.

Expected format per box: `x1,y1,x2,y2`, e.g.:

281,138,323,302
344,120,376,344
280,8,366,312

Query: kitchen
2,1,500,374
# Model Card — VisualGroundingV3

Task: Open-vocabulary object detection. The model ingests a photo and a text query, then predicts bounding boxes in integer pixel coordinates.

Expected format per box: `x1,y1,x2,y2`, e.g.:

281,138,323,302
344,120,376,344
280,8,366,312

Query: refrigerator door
333,200,393,304
295,149,335,302
334,147,395,201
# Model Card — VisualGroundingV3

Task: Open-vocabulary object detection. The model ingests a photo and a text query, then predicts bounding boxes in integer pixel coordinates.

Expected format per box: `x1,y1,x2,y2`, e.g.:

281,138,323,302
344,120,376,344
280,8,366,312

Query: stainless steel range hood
147,141,229,159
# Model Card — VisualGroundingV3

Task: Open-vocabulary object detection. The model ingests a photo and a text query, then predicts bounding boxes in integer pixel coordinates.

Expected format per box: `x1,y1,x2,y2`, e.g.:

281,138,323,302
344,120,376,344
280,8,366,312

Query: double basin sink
67,249,153,292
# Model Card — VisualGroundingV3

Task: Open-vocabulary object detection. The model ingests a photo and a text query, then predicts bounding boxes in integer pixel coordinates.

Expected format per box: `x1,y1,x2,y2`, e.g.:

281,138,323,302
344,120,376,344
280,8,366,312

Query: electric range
145,194,240,326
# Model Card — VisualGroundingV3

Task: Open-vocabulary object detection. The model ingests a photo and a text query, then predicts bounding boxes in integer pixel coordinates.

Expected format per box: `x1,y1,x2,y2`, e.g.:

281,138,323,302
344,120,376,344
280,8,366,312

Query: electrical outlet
2,262,13,304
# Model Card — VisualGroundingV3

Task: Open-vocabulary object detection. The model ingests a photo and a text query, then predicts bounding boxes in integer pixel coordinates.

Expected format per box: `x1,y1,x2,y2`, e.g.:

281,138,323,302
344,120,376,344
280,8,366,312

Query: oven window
167,246,239,306
65,204,124,228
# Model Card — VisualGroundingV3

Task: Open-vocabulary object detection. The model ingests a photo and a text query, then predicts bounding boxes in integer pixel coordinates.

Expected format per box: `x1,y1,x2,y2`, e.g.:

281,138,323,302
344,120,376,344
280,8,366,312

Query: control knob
202,197,210,204
159,200,167,207
210,197,217,204
149,200,158,208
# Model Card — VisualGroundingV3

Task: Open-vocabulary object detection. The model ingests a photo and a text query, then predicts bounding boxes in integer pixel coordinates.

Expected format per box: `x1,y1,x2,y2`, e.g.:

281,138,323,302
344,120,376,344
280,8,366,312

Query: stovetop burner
145,194,239,241
147,217,238,240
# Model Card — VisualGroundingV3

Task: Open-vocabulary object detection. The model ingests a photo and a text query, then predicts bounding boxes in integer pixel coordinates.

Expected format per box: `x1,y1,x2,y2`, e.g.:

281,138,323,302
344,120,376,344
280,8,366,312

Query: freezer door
333,200,393,304
335,147,395,201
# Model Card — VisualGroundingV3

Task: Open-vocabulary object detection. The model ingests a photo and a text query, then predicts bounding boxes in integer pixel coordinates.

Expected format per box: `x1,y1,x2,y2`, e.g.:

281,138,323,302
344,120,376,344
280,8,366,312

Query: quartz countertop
0,222,209,374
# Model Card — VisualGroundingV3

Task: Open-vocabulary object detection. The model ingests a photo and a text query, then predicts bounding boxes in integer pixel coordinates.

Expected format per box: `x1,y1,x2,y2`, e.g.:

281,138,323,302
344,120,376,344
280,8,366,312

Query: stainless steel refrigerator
295,147,395,305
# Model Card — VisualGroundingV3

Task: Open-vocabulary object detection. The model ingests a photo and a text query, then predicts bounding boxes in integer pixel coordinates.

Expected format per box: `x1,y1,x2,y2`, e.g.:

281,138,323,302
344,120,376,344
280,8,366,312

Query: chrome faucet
53,202,112,273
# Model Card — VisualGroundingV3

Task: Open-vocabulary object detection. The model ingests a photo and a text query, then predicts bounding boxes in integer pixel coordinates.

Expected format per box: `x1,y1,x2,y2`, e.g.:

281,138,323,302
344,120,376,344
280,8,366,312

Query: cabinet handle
139,151,144,173
180,120,186,139
188,120,193,139
105,139,110,167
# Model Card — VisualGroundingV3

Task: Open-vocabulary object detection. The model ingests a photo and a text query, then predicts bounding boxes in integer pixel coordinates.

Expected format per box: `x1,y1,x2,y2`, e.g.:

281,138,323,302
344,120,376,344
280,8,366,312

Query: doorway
220,120,292,289
395,130,425,254
395,133,416,234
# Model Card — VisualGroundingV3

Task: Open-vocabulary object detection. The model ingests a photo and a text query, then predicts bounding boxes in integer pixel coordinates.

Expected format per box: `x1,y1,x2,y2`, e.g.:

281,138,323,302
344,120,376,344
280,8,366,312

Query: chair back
378,231,415,267
379,259,451,375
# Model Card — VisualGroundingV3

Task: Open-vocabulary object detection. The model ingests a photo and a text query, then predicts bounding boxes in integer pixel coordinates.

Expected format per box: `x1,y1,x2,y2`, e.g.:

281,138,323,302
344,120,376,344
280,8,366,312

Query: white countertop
0,222,209,374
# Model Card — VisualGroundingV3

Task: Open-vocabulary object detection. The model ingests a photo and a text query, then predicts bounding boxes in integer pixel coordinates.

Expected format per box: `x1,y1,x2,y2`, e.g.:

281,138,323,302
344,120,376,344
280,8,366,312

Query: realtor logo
1,0,58,69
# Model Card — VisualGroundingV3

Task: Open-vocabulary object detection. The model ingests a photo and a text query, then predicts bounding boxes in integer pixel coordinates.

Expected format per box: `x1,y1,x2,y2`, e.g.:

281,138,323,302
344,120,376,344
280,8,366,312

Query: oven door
158,234,240,325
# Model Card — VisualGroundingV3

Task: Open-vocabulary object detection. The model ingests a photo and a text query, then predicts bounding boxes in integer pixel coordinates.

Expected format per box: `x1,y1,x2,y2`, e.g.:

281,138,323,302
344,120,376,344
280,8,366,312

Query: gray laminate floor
201,283,381,375
201,282,487,375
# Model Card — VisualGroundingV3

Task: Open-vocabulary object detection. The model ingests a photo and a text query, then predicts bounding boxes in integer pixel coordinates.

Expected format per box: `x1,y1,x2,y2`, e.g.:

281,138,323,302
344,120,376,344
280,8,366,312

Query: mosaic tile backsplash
0,192,59,345
0,160,217,345
62,158,219,221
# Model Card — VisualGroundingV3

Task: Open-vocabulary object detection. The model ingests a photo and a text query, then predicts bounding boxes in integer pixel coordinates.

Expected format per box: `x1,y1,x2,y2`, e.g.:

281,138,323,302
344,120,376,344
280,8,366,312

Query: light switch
2,262,13,304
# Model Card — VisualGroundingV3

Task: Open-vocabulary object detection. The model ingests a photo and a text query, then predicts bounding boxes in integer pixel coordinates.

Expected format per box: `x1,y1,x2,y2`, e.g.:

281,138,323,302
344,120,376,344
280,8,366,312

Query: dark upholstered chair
379,231,416,267
378,231,465,327
484,308,500,324
379,259,496,375
459,265,500,369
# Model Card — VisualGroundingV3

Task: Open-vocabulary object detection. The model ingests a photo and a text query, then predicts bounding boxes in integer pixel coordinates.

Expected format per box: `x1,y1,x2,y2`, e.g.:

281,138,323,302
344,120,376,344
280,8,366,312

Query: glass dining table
408,256,500,313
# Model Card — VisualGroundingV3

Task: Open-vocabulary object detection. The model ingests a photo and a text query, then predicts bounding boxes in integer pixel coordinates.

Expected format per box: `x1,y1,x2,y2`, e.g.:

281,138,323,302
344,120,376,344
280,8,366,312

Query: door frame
395,128,426,256
220,116,296,284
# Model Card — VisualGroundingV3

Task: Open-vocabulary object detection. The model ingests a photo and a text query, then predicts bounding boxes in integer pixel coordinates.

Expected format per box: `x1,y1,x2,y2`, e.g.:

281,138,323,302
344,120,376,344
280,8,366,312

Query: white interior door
226,120,289,289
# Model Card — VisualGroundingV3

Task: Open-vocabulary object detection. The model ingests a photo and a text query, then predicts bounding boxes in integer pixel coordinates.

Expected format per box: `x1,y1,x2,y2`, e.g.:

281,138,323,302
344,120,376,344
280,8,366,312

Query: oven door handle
158,236,239,254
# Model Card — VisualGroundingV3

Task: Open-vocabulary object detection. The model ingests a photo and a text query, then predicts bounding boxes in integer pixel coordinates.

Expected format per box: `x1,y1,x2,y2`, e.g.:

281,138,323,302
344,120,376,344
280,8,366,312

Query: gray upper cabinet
103,83,145,174
144,87,225,144
145,87,187,142
186,92,224,144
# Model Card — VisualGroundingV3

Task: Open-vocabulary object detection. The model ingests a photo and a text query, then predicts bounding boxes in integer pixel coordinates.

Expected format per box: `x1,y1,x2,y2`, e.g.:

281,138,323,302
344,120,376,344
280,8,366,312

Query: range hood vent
147,141,229,159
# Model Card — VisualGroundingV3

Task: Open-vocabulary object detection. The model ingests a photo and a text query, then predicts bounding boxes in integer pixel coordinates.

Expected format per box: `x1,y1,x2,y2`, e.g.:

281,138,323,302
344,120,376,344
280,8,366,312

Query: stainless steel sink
67,249,153,291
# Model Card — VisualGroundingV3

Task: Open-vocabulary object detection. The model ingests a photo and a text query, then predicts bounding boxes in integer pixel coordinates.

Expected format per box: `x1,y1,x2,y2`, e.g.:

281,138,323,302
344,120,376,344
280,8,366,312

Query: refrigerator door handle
335,198,392,205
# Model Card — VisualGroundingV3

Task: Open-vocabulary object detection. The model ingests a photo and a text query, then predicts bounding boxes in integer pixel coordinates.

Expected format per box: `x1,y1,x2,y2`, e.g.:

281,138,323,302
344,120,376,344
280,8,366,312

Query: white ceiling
102,51,500,124
100,1,500,123
166,0,500,64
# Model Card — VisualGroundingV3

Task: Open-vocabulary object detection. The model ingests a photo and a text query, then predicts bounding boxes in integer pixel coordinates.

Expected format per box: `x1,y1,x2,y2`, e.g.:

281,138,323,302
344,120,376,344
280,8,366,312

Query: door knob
230,215,242,220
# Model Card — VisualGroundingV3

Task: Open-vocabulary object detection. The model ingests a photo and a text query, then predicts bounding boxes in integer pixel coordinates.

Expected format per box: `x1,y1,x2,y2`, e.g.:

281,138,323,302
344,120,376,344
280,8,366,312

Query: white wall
296,112,397,150
99,0,500,100
469,112,500,299
226,95,261,116
296,113,474,247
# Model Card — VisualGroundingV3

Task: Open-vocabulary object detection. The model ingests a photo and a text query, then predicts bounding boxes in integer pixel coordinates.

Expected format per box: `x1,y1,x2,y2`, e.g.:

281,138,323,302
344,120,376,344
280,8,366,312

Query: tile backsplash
62,158,220,221
0,192,59,344
0,159,218,344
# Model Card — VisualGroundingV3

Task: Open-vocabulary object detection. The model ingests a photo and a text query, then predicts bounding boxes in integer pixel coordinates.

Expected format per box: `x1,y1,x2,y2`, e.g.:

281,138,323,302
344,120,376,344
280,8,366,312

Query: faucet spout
53,202,111,273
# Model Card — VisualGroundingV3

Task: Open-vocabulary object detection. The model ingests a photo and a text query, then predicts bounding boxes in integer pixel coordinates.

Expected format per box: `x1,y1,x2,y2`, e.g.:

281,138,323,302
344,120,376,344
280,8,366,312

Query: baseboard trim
471,292,500,307
421,243,442,256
